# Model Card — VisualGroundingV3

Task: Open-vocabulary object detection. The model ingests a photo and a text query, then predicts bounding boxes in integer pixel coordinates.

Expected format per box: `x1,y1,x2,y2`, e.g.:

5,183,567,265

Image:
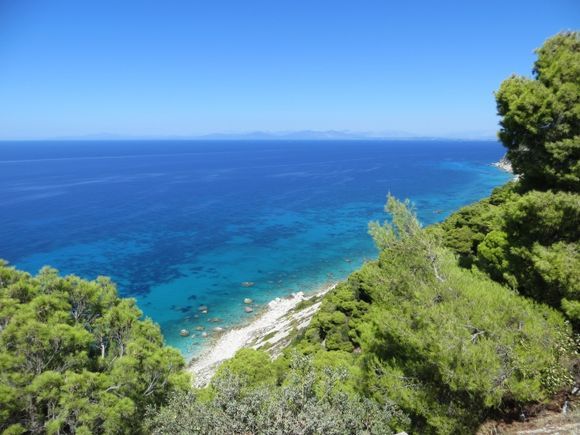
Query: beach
189,283,336,387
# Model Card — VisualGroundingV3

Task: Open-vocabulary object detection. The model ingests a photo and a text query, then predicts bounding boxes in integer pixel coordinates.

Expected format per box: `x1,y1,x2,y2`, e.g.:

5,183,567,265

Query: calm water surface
0,140,511,358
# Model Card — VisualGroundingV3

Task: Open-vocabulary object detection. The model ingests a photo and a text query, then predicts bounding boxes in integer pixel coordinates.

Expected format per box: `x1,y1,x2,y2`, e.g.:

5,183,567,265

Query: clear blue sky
0,0,578,139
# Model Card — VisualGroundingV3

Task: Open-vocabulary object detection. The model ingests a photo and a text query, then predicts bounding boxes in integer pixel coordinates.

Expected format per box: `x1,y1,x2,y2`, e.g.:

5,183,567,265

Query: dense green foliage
441,32,580,328
146,353,408,434
495,31,579,190
284,196,574,433
441,185,580,326
0,262,189,434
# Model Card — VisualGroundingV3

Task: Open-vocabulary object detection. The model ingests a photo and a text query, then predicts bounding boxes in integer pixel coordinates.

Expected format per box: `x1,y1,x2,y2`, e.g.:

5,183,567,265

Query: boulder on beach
179,329,190,337
213,327,224,332
241,281,255,287
244,306,254,313
243,298,253,304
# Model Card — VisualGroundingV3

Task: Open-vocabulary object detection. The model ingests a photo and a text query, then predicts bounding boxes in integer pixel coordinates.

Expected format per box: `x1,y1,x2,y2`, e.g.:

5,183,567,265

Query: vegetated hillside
443,30,579,328
147,32,579,434
153,194,572,434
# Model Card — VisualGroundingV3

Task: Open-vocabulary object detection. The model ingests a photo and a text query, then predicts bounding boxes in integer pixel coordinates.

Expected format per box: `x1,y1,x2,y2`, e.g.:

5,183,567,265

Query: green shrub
146,354,408,435
0,262,189,434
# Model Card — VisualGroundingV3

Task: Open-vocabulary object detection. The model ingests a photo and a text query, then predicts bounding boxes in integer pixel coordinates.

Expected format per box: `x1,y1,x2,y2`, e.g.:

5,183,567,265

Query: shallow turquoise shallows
0,140,512,359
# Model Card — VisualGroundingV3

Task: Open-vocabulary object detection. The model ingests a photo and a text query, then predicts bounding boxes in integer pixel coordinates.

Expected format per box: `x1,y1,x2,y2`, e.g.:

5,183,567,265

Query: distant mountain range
5,130,498,141
194,130,417,140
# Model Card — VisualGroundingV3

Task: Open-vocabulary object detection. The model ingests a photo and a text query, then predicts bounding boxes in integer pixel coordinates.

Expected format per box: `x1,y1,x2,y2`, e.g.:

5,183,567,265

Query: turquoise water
0,140,511,359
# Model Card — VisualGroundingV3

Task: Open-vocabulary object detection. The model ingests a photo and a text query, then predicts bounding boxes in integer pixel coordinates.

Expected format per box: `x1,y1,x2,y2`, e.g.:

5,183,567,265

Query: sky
0,0,578,140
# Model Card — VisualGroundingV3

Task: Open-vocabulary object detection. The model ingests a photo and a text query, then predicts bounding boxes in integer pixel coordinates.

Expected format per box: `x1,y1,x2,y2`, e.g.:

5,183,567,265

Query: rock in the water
213,327,224,332
244,306,254,313
243,298,253,304
208,317,222,323
241,281,255,287
195,325,205,331
179,329,190,337
201,331,208,337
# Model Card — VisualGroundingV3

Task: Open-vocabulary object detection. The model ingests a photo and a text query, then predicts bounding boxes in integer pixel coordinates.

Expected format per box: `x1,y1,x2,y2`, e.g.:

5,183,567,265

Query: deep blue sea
0,140,511,359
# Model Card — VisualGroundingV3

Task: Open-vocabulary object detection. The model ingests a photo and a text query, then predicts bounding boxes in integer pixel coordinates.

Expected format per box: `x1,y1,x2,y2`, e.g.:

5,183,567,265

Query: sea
0,140,511,359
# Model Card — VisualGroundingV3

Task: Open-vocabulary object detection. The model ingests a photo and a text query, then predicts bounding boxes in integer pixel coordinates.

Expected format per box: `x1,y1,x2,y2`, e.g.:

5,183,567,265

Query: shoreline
187,158,509,387
492,155,514,174
188,282,337,387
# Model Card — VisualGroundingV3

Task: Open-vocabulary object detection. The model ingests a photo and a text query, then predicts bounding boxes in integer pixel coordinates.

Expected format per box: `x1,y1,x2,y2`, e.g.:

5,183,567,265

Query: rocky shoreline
188,283,337,387
492,155,514,173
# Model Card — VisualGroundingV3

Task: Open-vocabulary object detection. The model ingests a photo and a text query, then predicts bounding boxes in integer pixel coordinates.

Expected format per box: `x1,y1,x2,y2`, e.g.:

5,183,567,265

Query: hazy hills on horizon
2,129,498,142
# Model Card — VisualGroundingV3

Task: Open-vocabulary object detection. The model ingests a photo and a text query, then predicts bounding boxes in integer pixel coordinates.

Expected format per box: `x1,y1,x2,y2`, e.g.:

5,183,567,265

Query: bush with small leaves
146,354,407,434
0,262,189,434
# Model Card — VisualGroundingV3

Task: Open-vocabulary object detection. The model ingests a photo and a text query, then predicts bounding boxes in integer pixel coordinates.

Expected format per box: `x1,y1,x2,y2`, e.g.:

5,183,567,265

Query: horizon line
0,137,499,142
0,130,499,142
